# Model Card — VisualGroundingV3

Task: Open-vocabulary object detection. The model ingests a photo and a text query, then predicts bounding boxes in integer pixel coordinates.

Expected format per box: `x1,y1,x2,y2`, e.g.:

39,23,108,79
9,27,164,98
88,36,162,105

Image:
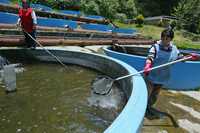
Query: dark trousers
23,30,36,48
145,80,162,109
148,86,161,107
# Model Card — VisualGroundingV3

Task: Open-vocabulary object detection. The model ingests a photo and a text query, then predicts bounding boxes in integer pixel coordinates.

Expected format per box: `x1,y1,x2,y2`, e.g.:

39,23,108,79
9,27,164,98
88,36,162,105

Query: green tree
80,0,119,19
98,0,119,19
80,0,138,19
173,0,200,33
118,0,137,19
80,0,100,15
135,0,181,16
135,14,144,27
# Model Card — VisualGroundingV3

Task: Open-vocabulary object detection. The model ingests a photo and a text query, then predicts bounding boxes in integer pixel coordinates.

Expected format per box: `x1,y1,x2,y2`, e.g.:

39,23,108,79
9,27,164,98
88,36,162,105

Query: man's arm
16,18,21,28
143,45,156,76
31,10,37,29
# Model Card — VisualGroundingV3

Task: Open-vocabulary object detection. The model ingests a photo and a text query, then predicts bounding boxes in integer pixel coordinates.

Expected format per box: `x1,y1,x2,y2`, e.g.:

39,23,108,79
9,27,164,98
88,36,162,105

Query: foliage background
13,0,200,34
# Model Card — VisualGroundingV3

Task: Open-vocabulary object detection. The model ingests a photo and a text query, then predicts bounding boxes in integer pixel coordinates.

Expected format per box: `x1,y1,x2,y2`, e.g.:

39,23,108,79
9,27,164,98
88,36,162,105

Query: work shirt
18,8,37,32
147,40,182,85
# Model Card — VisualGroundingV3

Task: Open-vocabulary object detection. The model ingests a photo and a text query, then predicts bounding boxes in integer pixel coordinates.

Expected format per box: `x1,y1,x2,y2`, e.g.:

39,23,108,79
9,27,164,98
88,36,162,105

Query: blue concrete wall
84,15,105,20
80,23,137,35
80,23,112,32
0,12,77,29
0,0,10,4
0,11,18,24
112,27,137,35
59,10,81,16
0,11,137,35
37,17,78,29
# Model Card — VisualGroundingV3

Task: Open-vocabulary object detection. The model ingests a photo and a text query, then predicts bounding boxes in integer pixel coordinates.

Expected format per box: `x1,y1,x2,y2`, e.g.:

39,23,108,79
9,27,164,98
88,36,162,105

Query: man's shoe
145,108,164,120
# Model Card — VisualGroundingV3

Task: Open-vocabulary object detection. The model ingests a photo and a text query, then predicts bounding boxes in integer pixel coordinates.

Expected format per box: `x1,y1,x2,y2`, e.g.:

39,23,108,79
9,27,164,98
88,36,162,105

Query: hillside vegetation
18,0,199,34
116,22,200,50
10,0,200,49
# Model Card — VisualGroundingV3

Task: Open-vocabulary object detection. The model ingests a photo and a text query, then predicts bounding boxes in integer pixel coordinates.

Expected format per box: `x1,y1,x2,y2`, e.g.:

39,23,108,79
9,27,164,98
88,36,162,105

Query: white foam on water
178,119,200,133
87,85,125,110
15,67,25,73
170,102,200,120
88,91,119,109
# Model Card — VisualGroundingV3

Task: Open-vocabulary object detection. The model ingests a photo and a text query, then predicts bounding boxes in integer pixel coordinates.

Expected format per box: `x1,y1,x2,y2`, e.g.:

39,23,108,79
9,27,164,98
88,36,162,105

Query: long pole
116,56,192,81
23,30,68,69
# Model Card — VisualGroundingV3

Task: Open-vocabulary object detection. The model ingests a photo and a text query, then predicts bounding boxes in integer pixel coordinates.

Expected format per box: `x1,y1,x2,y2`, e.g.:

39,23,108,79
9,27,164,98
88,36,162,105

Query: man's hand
16,22,21,29
144,60,152,76
190,53,199,60
16,18,22,30
184,53,199,61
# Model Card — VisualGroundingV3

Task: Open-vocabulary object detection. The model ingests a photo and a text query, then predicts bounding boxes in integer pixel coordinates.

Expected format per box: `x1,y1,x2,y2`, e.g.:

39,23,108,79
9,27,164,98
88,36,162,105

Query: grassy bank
115,22,200,50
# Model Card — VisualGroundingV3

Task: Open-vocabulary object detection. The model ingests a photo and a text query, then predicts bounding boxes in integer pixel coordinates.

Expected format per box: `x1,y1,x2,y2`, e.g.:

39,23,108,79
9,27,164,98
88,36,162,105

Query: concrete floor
142,90,200,133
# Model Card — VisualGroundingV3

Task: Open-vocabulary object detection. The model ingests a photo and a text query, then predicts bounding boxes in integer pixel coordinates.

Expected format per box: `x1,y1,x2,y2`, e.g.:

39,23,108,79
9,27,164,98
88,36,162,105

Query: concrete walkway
142,90,200,133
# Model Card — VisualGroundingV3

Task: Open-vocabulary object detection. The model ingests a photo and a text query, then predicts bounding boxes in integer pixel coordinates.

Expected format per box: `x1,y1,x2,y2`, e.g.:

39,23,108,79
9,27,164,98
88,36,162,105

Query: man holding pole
143,27,199,119
17,0,37,49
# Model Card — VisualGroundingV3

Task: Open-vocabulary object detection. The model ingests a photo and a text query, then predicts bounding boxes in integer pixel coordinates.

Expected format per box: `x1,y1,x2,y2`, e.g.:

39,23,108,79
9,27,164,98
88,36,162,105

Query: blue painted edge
99,53,148,133
0,11,18,24
84,15,105,20
59,10,81,16
104,60,148,133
